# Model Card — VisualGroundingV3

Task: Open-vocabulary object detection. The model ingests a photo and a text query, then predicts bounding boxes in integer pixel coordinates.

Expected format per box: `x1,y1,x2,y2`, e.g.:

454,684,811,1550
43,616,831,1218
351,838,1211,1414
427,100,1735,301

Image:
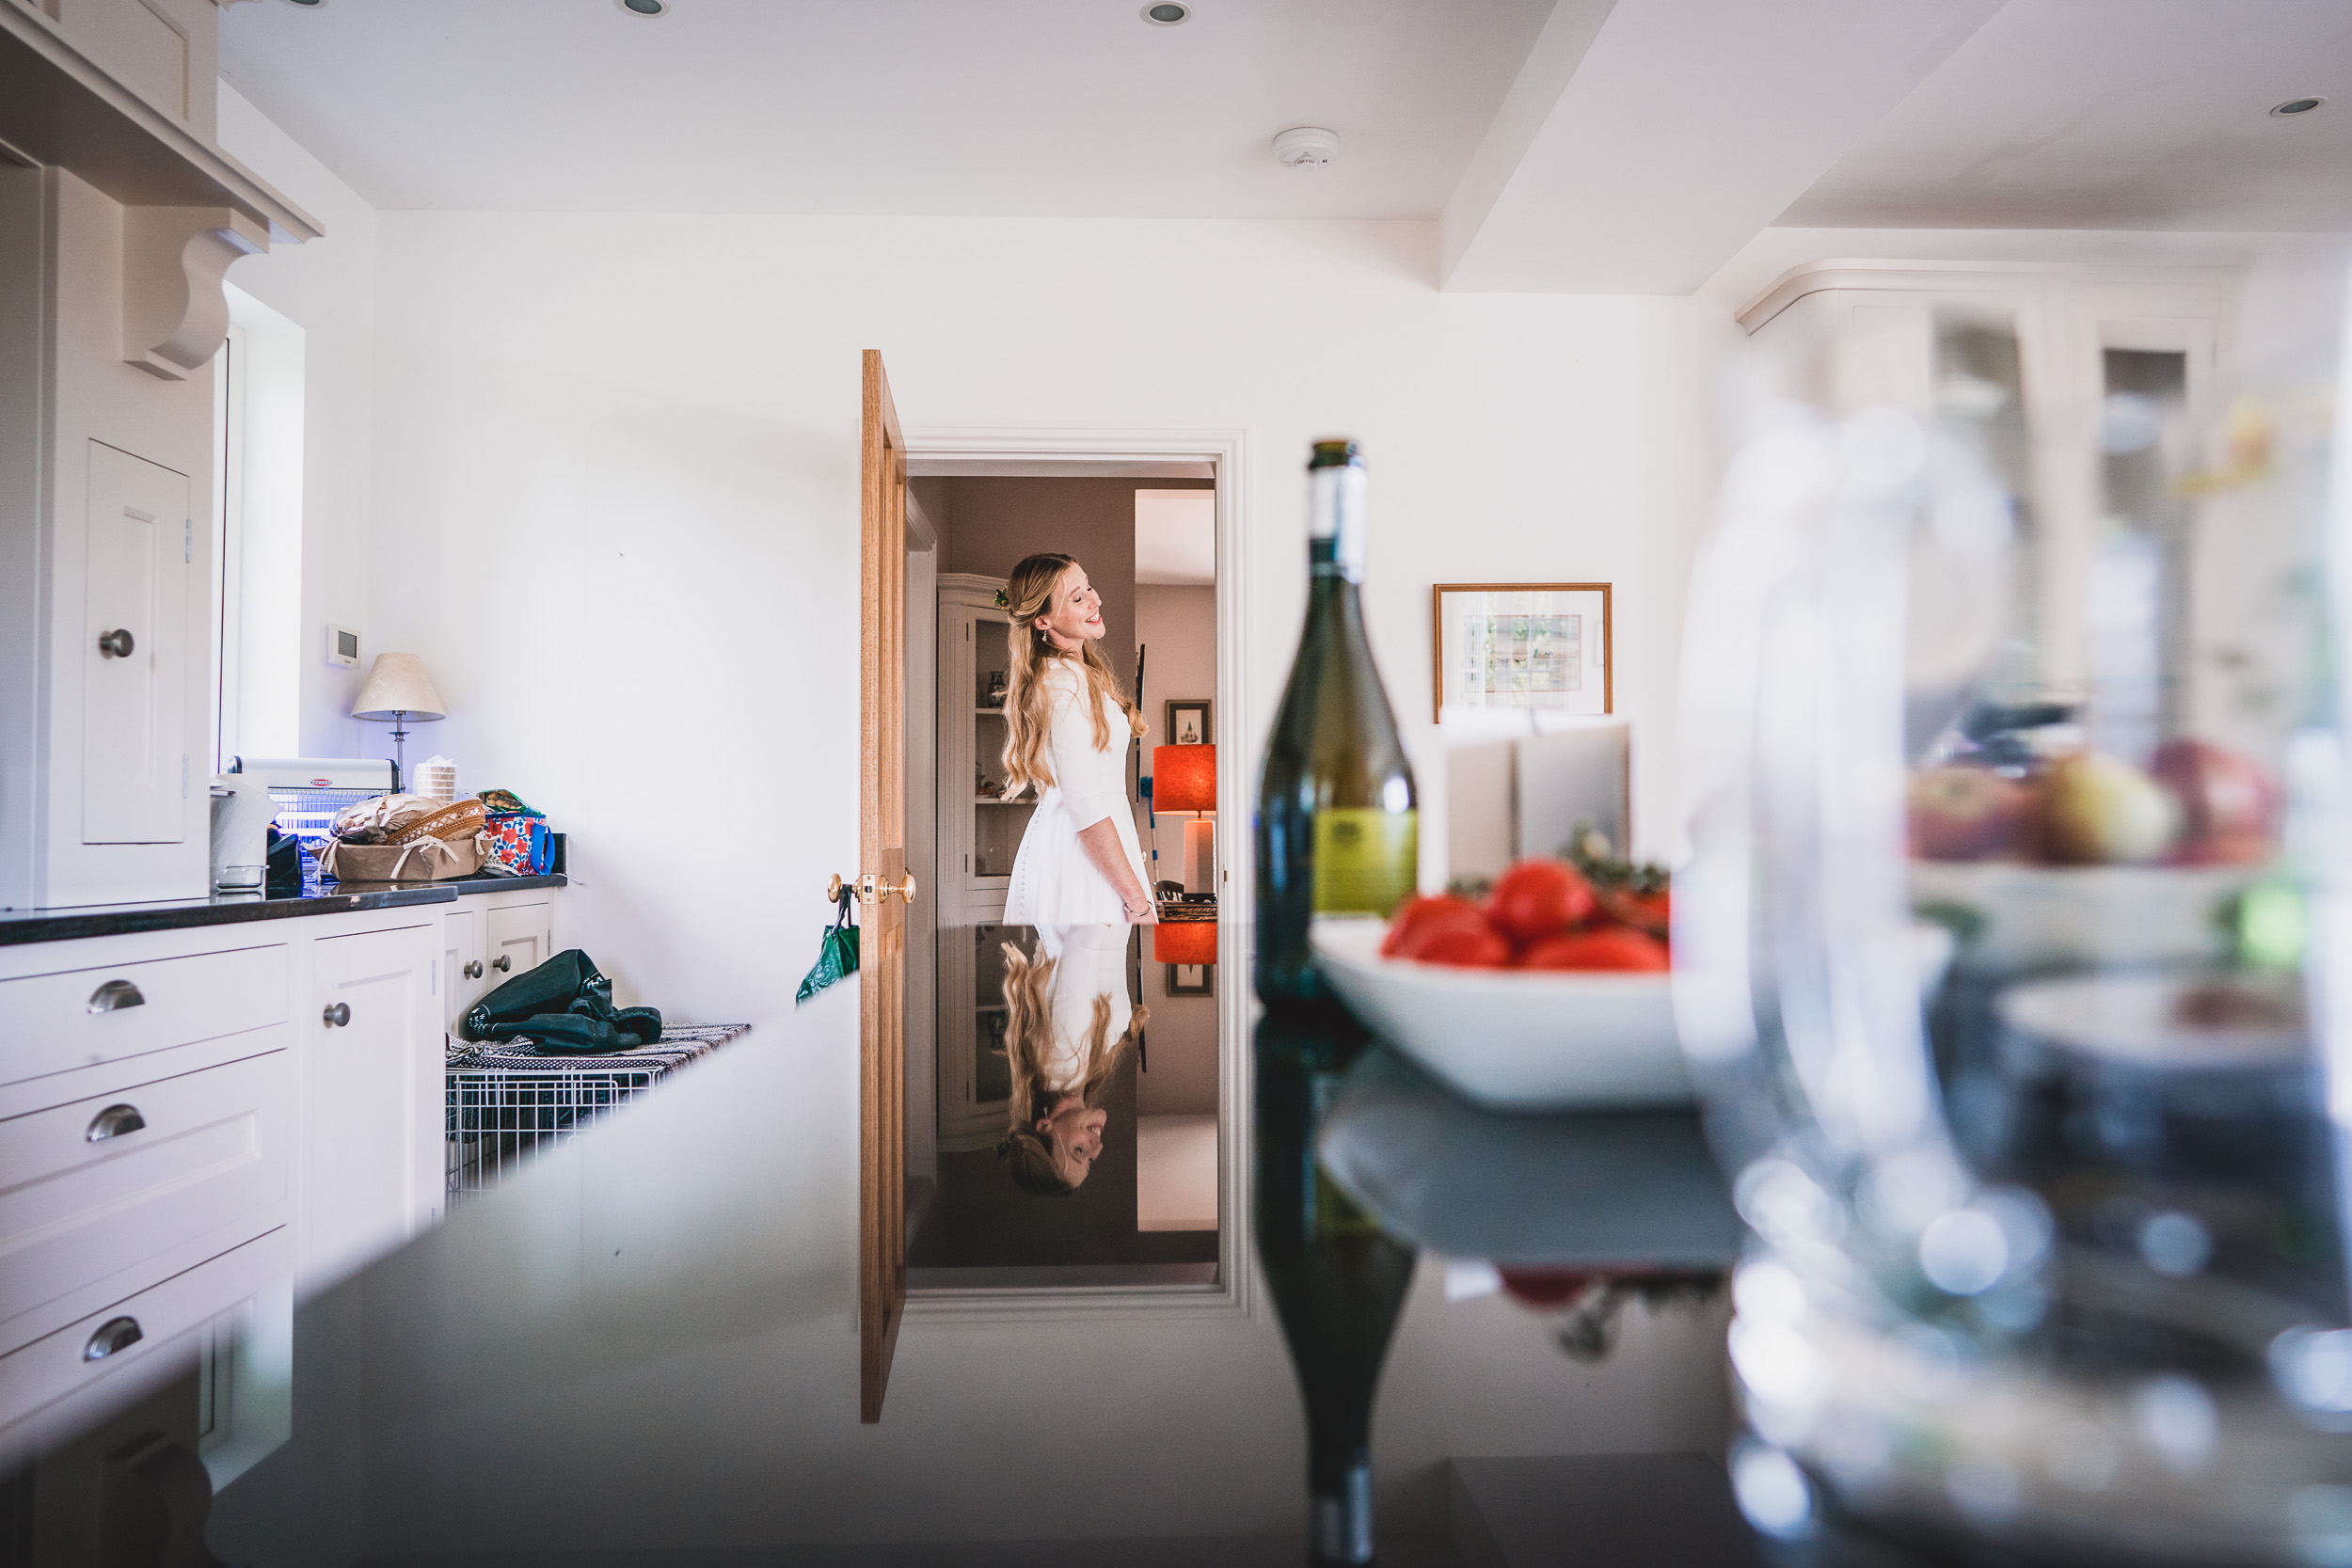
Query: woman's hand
1075,816,1157,925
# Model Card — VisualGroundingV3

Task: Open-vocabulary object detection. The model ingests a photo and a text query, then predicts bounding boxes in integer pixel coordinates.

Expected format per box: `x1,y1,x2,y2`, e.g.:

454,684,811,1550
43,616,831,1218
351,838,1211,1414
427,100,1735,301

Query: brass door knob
828,872,917,905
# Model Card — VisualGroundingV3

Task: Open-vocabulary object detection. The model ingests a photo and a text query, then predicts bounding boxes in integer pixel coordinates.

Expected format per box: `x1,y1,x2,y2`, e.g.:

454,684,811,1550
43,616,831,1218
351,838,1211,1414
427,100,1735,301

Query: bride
997,553,1158,928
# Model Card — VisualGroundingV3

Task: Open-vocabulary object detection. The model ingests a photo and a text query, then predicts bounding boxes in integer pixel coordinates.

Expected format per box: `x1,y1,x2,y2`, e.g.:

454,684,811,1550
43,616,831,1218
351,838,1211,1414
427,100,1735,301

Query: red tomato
1498,1269,1596,1307
1400,915,1512,968
1518,927,1669,972
1594,885,1671,940
1484,859,1597,944
1380,894,1484,958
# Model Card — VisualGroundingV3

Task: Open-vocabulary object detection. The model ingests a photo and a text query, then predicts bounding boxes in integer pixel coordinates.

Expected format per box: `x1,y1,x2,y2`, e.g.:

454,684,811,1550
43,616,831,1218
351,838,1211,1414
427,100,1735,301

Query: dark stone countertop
0,873,567,947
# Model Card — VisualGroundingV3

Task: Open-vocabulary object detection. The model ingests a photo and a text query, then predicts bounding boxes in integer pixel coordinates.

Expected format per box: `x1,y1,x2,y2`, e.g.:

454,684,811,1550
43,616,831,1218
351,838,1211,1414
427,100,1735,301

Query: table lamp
351,653,446,792
1152,743,1216,896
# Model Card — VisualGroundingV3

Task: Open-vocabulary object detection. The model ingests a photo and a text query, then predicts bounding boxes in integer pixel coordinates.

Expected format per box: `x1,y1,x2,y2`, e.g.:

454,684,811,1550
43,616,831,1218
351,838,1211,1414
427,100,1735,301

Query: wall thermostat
326,624,360,668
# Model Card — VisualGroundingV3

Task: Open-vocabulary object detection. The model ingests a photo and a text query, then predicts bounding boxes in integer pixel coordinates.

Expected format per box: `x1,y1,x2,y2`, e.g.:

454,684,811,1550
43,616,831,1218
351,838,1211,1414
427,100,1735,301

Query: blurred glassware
1677,251,2352,1564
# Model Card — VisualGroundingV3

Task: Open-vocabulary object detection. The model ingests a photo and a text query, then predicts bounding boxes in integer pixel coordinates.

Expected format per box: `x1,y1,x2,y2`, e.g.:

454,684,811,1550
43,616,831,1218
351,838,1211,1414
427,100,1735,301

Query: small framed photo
1431,583,1612,724
1165,699,1213,748
1166,963,1213,998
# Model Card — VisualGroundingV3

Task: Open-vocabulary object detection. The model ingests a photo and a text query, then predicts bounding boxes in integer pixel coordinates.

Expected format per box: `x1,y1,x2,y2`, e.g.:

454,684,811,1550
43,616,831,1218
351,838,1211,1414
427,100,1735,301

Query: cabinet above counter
0,872,570,947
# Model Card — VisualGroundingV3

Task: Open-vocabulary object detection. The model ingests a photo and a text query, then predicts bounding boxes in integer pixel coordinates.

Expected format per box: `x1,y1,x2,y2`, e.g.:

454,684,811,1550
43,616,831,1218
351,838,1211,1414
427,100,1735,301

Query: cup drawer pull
86,1104,147,1143
87,979,146,1013
84,1316,142,1362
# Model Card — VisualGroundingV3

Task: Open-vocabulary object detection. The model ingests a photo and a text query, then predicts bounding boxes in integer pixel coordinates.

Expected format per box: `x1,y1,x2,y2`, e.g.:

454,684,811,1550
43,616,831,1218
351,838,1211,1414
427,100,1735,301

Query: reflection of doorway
898,445,1240,1300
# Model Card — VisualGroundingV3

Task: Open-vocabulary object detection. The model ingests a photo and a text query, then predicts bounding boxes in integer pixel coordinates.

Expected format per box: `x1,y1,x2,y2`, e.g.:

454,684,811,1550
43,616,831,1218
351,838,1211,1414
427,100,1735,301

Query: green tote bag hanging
797,887,860,1004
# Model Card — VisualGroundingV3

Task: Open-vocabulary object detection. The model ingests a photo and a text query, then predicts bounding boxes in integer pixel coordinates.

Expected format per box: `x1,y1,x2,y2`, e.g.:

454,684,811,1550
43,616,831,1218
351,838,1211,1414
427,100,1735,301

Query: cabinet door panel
440,907,479,1038
83,442,190,844
304,927,436,1290
484,902,550,981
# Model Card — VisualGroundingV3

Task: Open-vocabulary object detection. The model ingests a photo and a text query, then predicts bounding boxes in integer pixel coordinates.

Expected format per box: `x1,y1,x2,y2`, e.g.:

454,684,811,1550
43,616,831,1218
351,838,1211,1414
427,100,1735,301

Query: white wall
202,172,1730,1559
215,84,381,763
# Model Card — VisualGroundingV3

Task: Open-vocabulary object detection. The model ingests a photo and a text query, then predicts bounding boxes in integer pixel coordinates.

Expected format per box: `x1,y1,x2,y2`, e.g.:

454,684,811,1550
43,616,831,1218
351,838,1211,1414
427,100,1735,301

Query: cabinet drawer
0,1227,288,1434
0,1052,288,1346
0,944,289,1091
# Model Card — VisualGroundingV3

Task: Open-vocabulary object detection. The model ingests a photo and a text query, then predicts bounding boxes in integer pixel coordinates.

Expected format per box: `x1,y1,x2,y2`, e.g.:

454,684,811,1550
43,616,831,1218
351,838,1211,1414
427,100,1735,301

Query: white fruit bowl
1309,918,1690,1112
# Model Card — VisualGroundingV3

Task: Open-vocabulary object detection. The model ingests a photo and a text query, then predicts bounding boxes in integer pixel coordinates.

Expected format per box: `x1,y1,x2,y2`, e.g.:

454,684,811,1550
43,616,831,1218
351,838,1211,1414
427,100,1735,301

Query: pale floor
1135,1113,1218,1232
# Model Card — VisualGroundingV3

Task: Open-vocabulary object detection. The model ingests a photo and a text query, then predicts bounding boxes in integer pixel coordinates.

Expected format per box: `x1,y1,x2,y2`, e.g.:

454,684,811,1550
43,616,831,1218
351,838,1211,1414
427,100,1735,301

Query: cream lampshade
351,653,446,792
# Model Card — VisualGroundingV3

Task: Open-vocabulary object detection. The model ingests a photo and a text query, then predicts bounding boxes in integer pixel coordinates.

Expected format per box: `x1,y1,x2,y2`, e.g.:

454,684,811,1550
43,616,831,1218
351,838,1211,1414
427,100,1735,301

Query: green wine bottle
1254,438,1420,1565
1255,438,1420,1009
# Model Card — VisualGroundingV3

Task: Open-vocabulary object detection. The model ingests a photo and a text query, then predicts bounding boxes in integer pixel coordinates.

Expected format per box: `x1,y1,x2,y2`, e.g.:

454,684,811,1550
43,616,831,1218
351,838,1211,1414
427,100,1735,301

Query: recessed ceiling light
1142,3,1190,24
619,0,667,14
1272,127,1339,168
2271,96,2326,118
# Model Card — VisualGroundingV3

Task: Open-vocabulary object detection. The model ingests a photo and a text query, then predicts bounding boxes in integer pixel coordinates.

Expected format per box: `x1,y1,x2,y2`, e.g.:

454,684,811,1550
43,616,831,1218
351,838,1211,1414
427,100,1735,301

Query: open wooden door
858,350,914,1422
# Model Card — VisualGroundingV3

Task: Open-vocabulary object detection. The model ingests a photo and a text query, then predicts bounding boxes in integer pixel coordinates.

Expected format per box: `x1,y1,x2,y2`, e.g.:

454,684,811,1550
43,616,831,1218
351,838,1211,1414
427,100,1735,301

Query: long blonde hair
999,553,1145,799
994,941,1147,1197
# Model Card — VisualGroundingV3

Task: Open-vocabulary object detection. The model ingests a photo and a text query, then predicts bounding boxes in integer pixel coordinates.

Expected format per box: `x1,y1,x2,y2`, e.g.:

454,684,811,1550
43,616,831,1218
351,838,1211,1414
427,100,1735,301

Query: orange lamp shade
1152,744,1216,814
1153,919,1217,965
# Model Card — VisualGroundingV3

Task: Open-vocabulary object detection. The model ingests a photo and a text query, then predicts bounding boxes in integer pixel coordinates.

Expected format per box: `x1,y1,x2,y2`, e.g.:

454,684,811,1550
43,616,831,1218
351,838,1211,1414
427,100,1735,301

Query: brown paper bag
320,832,486,882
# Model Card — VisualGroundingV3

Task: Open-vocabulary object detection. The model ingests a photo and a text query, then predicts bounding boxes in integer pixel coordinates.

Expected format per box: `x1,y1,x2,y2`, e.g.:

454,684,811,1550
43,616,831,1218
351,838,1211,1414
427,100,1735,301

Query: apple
2038,752,2180,864
2151,738,2277,865
1907,767,2032,861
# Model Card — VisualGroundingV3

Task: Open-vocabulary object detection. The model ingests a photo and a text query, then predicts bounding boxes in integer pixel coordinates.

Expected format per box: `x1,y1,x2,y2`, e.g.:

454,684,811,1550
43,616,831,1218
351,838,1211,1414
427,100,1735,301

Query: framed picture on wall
1165,699,1213,747
1430,583,1612,724
1167,963,1213,998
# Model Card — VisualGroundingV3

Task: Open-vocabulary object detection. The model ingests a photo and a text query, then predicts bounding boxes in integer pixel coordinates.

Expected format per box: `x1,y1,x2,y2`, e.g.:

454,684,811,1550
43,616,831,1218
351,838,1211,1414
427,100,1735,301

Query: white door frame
901,424,1254,1323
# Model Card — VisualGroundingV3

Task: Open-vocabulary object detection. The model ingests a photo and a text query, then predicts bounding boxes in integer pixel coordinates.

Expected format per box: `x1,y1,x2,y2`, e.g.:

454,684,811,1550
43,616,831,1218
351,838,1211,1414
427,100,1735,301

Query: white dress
1004,659,1149,927
1031,923,1133,1099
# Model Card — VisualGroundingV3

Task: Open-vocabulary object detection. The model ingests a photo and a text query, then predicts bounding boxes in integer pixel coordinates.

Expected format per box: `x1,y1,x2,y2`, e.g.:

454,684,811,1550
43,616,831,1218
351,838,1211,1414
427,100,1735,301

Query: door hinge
183,519,191,563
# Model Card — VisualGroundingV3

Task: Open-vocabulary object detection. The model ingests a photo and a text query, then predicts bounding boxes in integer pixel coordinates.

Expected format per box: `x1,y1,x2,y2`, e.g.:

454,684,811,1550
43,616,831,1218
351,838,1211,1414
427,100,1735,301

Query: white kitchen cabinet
440,905,481,1038
80,440,192,846
1740,261,2236,736
301,923,439,1292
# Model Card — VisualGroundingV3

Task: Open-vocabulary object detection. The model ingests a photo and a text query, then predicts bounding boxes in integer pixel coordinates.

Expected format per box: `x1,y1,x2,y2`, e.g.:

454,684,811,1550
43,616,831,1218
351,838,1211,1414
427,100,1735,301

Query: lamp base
1183,816,1215,896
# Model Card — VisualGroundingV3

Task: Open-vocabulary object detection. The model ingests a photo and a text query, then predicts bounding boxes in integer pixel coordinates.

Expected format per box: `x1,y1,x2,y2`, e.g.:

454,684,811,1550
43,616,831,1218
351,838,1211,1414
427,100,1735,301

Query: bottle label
1311,809,1417,916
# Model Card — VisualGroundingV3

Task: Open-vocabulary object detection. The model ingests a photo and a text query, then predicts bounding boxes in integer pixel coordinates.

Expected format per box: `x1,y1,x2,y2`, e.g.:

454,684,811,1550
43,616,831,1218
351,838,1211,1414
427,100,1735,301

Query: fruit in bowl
1908,766,2034,861
1379,855,1669,972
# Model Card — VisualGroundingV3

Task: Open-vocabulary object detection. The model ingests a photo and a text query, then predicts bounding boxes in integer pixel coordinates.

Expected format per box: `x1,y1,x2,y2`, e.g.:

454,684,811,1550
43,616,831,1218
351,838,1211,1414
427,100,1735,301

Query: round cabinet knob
492,955,512,973
97,628,135,659
84,1316,142,1362
464,959,484,979
322,1002,351,1028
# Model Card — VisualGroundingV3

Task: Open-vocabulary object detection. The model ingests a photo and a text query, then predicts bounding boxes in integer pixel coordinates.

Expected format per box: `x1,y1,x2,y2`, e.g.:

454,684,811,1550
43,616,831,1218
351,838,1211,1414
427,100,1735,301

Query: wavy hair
993,941,1146,1197
998,553,1144,800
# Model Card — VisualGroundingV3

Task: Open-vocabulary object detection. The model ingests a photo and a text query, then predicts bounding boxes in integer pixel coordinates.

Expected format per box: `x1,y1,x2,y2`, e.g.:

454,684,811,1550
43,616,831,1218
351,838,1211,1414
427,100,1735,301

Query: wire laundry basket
444,1024,749,1203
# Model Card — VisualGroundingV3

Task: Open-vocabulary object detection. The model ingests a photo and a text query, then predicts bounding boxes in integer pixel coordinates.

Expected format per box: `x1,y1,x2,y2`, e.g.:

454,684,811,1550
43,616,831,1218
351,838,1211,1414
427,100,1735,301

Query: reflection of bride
996,924,1146,1196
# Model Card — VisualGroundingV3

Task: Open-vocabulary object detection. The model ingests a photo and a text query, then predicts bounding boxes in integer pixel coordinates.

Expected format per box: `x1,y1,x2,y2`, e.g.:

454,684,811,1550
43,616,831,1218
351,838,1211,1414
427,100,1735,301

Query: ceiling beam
1439,0,2005,294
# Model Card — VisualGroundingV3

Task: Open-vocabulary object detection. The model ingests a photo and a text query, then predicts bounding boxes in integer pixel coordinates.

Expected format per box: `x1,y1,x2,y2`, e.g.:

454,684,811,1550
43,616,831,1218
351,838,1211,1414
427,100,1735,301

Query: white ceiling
217,0,1551,215
1780,0,2352,231
1135,490,1216,587
215,0,2352,289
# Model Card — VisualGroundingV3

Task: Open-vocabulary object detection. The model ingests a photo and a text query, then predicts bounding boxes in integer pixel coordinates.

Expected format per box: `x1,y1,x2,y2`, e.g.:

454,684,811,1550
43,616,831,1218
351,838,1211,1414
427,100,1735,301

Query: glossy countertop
0,872,567,946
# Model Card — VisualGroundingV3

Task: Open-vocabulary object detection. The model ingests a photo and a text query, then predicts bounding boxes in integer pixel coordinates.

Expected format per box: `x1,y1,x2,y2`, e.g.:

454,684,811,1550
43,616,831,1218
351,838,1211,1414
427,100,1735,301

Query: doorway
896,445,1244,1303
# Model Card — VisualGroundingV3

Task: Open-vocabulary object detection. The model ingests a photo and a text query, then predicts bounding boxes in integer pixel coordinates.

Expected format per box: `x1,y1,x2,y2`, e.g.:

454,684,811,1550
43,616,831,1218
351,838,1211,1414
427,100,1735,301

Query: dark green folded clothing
463,947,662,1052
479,1008,663,1053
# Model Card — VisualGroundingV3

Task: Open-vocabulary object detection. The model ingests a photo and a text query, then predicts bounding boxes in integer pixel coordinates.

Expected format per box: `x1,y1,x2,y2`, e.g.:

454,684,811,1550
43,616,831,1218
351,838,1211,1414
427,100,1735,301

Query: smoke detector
1272,127,1340,168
